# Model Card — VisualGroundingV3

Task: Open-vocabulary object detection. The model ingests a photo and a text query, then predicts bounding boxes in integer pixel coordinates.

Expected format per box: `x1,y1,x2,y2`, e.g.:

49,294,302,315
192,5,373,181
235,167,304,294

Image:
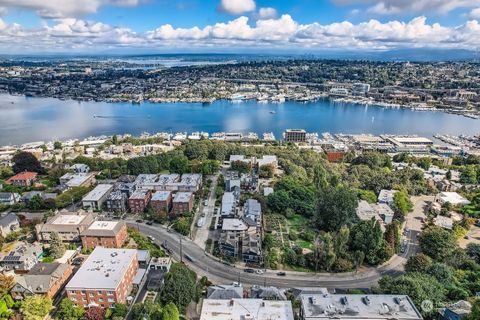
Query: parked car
135,219,143,223
255,269,264,275
147,236,155,241
276,272,286,276
72,257,85,266
146,221,153,225
244,268,255,273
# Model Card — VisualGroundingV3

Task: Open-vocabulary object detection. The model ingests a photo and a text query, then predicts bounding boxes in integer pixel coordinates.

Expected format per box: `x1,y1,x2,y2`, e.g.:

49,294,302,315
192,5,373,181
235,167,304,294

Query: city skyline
0,0,479,53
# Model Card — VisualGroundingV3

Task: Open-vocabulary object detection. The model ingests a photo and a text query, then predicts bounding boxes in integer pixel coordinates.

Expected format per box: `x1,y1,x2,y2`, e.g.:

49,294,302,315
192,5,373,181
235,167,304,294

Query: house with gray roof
0,242,43,272
0,212,20,237
207,284,243,300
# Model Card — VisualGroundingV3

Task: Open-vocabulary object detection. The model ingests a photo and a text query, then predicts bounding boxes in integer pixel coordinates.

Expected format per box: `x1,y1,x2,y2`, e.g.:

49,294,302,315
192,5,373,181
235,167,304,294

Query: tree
460,166,477,184
357,189,377,203
393,190,413,215
315,186,358,231
112,135,118,145
20,296,53,320
0,165,14,179
379,273,445,316
258,164,274,179
112,303,128,318
426,262,454,285
161,302,180,320
384,221,401,253
333,226,350,258
53,141,62,150
230,160,251,174
405,253,432,273
56,298,84,320
0,274,14,296
283,248,298,266
419,226,457,261
466,299,480,320
85,306,105,320
49,231,65,259
161,263,196,312
12,151,44,174
349,218,390,265
466,243,480,263
27,195,45,211
353,250,365,273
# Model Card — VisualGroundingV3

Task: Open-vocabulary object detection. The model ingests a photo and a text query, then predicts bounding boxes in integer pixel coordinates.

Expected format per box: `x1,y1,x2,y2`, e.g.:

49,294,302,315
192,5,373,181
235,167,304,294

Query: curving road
128,221,418,290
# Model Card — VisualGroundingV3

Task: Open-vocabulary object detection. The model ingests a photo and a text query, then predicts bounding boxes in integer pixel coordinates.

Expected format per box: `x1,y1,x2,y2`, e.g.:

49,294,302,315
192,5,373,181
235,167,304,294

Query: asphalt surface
128,221,417,290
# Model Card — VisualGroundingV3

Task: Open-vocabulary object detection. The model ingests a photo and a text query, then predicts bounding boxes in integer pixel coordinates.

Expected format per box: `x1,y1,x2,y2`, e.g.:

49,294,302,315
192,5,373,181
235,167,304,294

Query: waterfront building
352,83,371,96
284,129,307,143
80,221,128,249
82,184,113,210
65,248,139,308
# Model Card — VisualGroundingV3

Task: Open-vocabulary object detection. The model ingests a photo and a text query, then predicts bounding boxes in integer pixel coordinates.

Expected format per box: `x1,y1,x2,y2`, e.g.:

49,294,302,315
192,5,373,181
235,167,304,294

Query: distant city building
299,294,422,320
6,171,38,187
11,262,73,299
82,184,113,210
172,192,194,215
200,299,294,320
352,83,371,96
80,221,128,249
284,129,307,143
35,210,97,242
66,248,139,308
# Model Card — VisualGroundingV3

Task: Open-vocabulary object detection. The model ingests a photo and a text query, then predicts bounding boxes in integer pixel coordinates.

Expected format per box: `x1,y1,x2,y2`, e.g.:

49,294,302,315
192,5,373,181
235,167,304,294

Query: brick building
66,248,139,308
172,192,194,215
150,191,172,217
128,190,152,213
80,221,128,249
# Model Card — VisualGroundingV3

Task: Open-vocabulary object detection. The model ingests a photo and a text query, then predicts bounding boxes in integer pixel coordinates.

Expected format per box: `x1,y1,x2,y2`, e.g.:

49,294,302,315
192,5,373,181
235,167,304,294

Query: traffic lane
133,223,386,289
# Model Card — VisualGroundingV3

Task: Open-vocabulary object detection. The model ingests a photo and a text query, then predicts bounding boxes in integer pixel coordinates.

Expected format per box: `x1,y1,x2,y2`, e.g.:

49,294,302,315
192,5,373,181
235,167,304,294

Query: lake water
0,93,478,145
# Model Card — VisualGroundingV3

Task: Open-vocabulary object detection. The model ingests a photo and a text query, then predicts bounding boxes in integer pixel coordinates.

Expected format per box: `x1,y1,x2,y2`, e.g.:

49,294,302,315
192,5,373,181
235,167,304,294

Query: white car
255,269,264,274
147,236,155,241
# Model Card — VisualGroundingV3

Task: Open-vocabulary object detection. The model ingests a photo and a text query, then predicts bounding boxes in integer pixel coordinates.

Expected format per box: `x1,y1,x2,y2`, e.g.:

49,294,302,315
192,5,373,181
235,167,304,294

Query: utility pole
180,236,183,263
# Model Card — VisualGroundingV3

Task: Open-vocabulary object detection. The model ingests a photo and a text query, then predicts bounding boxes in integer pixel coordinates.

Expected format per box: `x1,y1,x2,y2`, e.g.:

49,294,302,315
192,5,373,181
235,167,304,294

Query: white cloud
218,0,255,15
258,7,277,19
0,0,140,18
333,0,480,15
1,14,480,52
470,8,480,18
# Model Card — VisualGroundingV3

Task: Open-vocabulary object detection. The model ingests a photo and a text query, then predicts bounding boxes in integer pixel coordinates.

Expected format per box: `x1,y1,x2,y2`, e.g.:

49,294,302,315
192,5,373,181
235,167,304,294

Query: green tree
12,151,44,174
357,189,377,203
56,298,84,320
405,253,432,273
27,195,45,210
230,160,251,174
466,243,480,263
315,186,358,231
393,190,413,215
419,226,457,261
466,299,480,320
112,303,128,318
20,296,53,320
112,135,118,145
333,226,350,258
258,164,274,179
384,221,401,253
161,302,180,320
161,263,197,312
0,165,14,179
49,231,65,259
425,262,454,285
53,141,62,150
460,166,477,184
174,217,191,236
349,218,390,265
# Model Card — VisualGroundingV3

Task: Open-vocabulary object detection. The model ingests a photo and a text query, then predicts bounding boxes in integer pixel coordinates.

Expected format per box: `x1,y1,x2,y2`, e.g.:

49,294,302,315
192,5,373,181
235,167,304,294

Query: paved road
128,220,417,290
192,175,218,249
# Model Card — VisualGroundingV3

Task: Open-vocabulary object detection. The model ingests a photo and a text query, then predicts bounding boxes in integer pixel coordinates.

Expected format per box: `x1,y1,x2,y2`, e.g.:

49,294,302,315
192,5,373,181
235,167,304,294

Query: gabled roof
15,263,70,294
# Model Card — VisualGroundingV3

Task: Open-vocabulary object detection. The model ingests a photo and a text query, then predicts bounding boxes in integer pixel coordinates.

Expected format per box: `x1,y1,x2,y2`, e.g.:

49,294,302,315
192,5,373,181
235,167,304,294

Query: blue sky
0,0,479,53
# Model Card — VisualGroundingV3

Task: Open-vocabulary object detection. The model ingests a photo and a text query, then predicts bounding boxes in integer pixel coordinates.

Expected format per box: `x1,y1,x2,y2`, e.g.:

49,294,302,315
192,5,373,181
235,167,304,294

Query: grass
295,239,314,250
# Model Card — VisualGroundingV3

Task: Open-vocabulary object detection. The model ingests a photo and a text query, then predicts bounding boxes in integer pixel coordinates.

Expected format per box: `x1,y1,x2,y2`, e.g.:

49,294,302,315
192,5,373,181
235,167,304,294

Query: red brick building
128,190,152,213
150,191,172,217
172,192,194,215
7,172,38,187
66,248,139,308
80,221,128,249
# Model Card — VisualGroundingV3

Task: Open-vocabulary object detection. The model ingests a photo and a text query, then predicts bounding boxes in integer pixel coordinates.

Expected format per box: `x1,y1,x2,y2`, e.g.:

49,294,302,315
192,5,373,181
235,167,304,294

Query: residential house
207,283,243,300
242,232,263,265
435,192,471,206
221,192,236,217
105,190,127,213
0,192,21,205
378,189,397,207
0,242,43,273
59,172,96,189
11,262,73,299
0,212,20,237
6,171,38,187
70,164,90,173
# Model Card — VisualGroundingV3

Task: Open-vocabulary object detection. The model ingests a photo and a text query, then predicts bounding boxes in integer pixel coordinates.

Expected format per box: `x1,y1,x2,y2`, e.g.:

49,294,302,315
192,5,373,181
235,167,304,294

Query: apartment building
81,221,128,249
35,210,97,242
150,191,172,216
128,190,152,213
172,192,194,215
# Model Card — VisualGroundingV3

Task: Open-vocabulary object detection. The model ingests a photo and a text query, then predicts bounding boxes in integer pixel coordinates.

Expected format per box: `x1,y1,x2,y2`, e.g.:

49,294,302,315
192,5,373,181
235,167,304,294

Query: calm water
0,94,478,145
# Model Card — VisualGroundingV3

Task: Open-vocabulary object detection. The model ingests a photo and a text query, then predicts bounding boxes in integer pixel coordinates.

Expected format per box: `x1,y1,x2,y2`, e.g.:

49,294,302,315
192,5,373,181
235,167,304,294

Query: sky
0,0,479,53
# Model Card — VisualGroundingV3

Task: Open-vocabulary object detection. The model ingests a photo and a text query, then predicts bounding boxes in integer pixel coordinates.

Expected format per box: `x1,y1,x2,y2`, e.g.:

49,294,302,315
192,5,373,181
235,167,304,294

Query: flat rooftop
222,218,248,231
51,214,86,225
66,247,137,290
173,192,193,203
200,299,294,320
151,191,171,201
82,184,113,202
300,294,423,320
87,221,119,231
